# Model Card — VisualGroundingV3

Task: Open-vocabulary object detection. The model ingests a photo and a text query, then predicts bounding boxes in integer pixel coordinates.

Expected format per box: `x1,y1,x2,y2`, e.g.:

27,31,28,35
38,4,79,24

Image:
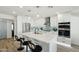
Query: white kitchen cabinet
0,21,7,39
0,22,1,36
30,38,49,52
50,16,58,27
57,14,71,47
0,19,12,39
58,14,70,22
58,14,64,22
58,37,71,45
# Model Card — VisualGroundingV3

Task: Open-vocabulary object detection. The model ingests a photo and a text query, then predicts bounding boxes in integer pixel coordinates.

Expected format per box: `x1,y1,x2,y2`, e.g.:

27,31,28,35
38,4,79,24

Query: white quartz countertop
21,32,57,43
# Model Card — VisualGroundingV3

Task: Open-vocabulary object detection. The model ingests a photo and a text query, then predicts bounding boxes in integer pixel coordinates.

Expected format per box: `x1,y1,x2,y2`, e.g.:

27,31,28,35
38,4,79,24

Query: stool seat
17,47,24,51
20,38,25,41
30,45,42,52
15,35,25,51
17,39,21,41
23,41,29,45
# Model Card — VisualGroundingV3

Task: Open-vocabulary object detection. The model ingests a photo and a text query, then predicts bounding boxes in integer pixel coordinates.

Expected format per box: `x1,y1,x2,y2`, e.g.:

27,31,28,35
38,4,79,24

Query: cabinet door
57,37,64,42
0,21,4,39
58,37,71,45
58,14,70,22
58,14,64,22
32,39,49,52
64,38,71,45
63,15,70,22
3,22,7,38
0,22,2,39
2,22,7,38
50,17,58,27
0,21,7,39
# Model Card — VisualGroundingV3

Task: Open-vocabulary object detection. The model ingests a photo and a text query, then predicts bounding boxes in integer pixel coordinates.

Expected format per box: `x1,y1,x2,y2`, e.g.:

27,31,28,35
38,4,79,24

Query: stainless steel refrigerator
22,23,31,33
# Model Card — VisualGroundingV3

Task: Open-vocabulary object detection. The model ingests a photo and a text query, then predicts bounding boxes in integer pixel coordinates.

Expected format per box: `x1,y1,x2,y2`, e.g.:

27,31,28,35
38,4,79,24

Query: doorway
12,23,14,37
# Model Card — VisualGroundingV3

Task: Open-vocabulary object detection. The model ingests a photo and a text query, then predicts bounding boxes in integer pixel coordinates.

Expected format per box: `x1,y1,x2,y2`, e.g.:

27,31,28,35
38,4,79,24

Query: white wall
71,15,79,45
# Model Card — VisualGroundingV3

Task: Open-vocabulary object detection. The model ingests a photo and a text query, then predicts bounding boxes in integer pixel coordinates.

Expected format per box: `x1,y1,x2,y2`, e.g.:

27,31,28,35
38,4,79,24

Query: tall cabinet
0,19,7,39
0,19,12,39
57,14,71,47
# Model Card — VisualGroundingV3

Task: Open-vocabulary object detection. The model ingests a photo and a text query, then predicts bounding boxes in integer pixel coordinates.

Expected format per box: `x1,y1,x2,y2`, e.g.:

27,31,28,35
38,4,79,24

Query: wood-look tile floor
0,38,20,52
57,44,79,52
0,38,79,52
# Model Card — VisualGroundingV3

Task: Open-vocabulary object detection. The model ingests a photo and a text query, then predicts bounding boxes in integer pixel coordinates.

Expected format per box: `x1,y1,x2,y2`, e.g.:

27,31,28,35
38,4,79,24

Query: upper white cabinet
50,16,58,27
57,13,71,47
58,14,70,22
58,14,64,22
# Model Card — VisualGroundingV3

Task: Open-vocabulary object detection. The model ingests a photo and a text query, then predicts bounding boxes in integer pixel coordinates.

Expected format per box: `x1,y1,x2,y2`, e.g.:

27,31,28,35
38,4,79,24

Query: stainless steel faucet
34,27,39,34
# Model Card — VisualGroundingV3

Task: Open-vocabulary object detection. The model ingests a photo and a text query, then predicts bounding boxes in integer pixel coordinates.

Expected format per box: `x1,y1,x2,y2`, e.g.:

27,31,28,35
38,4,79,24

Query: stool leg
26,45,28,52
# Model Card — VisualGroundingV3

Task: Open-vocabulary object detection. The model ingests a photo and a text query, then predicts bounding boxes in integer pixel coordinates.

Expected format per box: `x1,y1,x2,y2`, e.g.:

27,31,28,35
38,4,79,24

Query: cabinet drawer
64,38,71,45
58,37,71,45
57,37,64,42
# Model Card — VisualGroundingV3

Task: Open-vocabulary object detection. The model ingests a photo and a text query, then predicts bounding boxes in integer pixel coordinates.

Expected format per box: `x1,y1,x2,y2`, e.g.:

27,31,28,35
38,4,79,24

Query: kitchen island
21,32,57,52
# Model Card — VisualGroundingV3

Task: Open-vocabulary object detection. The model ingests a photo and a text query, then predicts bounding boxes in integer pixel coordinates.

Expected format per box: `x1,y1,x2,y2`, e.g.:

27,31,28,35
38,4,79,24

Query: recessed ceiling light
36,14,40,17
12,11,16,14
28,17,31,19
19,6,23,8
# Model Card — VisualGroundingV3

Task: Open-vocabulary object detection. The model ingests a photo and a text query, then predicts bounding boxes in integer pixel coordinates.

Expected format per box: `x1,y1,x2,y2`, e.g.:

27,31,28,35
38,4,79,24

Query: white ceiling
0,6,79,18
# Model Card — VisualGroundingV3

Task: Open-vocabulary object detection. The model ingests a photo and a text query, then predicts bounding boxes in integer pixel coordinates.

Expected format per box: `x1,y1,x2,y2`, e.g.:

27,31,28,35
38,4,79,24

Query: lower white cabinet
57,37,71,45
30,39,49,52
30,38,57,52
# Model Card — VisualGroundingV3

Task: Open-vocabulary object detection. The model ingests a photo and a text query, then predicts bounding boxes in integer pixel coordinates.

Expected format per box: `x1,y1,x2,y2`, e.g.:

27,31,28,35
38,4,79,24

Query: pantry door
0,19,7,39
